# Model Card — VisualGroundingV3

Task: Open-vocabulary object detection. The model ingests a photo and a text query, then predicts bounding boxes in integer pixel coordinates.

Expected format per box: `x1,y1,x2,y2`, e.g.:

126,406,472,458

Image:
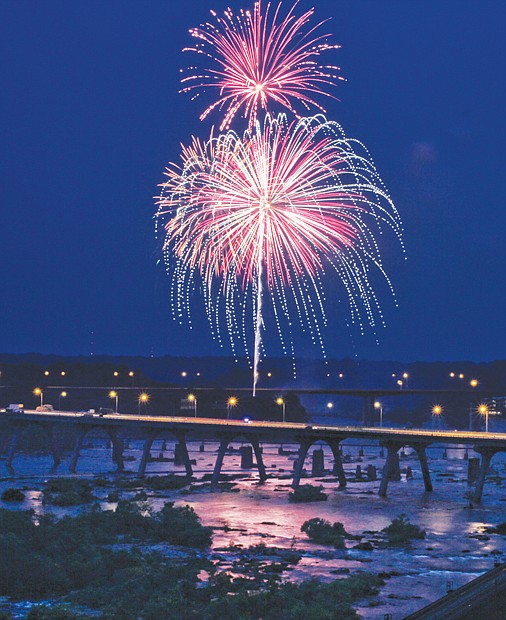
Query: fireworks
181,0,343,129
157,1,404,391
156,114,403,388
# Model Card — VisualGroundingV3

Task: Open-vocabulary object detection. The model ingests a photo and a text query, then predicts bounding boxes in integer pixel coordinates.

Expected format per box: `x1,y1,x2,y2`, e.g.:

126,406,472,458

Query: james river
1,424,505,619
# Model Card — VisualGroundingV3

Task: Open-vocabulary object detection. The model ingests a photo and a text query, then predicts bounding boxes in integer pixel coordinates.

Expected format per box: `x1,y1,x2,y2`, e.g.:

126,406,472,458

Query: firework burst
181,0,343,130
156,114,403,389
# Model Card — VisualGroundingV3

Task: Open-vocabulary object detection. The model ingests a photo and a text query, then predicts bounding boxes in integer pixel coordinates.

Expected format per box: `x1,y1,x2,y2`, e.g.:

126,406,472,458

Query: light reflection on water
0,439,505,618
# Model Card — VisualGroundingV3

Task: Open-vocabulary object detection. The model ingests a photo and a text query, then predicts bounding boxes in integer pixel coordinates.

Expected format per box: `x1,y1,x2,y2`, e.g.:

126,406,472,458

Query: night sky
1,0,505,362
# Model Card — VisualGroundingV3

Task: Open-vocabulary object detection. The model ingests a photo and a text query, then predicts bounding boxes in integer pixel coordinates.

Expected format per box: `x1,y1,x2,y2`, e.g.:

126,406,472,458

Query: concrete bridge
1,410,505,503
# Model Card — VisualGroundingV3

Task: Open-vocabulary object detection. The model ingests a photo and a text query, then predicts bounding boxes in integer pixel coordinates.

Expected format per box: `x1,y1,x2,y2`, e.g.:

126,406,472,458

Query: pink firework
181,1,344,129
156,115,403,384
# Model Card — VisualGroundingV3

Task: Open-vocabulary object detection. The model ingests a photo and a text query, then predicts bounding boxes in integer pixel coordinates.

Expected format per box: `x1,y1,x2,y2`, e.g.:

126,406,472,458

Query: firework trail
156,114,403,388
181,0,343,130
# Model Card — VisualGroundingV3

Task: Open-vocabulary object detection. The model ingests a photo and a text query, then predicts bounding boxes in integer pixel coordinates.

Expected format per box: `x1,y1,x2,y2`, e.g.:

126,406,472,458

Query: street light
128,371,135,386
374,401,383,427
44,370,50,377
59,391,67,410
227,396,237,420
188,393,197,417
113,371,119,378
449,372,455,378
138,392,149,414
276,397,286,422
432,404,443,429
402,372,409,388
478,403,489,432
470,379,478,388
33,387,43,406
458,373,464,380
397,379,403,390
109,390,118,413
181,371,187,378
326,402,334,410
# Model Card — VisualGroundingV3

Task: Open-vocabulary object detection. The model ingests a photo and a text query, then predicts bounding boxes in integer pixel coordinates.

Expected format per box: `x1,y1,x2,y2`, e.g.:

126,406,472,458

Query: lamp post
227,397,237,420
188,393,197,417
59,391,67,410
432,405,442,429
397,379,403,390
128,371,135,386
374,401,383,427
402,372,409,388
478,404,489,432
33,387,43,406
109,390,118,413
276,397,286,422
138,392,149,415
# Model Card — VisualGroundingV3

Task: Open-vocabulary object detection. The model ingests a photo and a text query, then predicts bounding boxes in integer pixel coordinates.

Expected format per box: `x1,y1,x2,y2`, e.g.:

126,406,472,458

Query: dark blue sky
1,0,504,362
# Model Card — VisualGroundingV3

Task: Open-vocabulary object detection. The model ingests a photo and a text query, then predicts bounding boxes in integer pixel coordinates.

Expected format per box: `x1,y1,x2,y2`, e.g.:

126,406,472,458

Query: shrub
1,488,25,502
382,514,426,545
43,479,94,506
289,485,328,503
301,518,348,548
144,475,191,490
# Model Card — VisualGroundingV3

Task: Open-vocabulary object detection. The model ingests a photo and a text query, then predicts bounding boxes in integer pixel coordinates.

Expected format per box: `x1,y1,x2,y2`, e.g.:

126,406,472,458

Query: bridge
1,410,505,503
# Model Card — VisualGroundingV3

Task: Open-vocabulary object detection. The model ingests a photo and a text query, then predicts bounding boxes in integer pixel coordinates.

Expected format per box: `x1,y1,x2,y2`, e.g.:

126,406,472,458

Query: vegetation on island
382,514,426,545
0,503,384,619
301,518,358,549
289,484,328,503
1,488,25,502
43,479,95,506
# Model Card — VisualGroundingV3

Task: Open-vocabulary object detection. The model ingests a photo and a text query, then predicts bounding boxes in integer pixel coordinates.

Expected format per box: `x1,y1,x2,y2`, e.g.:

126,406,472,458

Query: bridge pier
6,425,20,470
211,435,232,485
379,442,402,497
292,438,312,488
413,444,433,492
175,432,193,477
107,429,124,472
251,438,267,482
46,425,61,472
138,431,157,478
329,440,347,488
70,427,88,473
472,448,497,503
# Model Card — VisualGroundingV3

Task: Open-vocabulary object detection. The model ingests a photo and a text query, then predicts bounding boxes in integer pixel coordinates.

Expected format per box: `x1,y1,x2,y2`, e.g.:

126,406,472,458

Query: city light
33,387,43,406
227,396,238,420
374,401,383,427
276,397,286,422
477,403,489,432
109,390,118,413
188,393,197,417
138,392,149,414
432,404,443,429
